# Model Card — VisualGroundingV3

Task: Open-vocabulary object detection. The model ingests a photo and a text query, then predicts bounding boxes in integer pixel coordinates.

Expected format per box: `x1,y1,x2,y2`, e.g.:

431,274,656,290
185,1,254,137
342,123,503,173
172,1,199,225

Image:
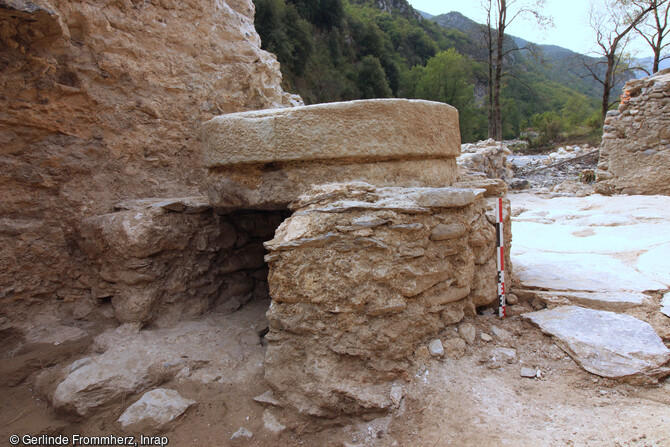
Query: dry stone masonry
597,68,670,195
79,197,286,325
262,183,510,415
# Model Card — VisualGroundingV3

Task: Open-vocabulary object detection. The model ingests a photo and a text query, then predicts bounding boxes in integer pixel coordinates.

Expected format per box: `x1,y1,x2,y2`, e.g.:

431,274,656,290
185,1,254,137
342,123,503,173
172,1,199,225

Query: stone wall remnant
262,182,511,416
596,68,670,195
201,99,461,210
458,139,514,181
79,197,286,325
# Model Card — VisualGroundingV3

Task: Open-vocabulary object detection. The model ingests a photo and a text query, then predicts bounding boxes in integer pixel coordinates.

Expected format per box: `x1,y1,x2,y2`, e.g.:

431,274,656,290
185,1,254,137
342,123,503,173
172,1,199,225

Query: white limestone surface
511,193,670,293
662,292,670,318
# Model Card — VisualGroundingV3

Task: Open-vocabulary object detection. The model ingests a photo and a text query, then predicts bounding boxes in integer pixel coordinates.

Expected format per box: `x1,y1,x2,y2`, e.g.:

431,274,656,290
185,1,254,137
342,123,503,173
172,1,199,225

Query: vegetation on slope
253,0,602,142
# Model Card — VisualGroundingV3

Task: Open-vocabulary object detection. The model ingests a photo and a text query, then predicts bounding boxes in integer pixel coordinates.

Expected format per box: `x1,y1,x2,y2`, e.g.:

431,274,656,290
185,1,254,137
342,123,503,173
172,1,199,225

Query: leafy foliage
253,0,601,142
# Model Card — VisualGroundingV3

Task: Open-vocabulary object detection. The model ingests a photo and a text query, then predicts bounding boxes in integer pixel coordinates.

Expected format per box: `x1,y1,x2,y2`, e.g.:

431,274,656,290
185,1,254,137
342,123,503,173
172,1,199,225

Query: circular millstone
201,99,461,167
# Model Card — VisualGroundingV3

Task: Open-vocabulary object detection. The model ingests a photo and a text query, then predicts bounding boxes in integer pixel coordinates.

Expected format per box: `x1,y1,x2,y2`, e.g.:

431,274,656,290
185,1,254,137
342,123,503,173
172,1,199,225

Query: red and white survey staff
496,197,506,318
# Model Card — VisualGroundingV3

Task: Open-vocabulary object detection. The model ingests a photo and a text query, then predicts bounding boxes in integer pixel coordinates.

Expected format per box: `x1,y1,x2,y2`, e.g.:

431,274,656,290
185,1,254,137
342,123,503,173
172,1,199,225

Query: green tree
408,49,482,141
355,55,392,98
561,96,591,126
254,0,313,76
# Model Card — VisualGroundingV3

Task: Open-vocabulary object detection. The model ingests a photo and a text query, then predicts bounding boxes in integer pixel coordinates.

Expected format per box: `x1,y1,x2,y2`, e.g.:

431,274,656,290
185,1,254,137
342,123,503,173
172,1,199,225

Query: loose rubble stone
597,69,670,195
523,306,670,382
458,323,477,345
491,326,512,341
481,333,493,342
230,427,253,444
253,390,282,407
429,339,445,357
442,338,467,359
506,293,519,305
52,316,265,417
262,409,286,434
508,145,597,192
487,347,518,368
117,389,194,430
509,179,529,190
520,367,537,378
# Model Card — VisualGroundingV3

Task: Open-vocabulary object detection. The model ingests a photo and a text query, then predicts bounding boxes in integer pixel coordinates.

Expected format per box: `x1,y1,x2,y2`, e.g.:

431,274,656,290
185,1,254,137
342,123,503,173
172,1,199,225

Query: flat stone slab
637,244,670,286
117,388,194,429
511,194,670,293
523,306,670,382
201,99,460,167
533,290,649,312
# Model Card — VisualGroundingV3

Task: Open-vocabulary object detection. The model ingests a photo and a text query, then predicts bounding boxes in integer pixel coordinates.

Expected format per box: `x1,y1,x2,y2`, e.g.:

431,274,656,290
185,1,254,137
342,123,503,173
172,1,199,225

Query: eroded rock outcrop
201,99,461,210
262,182,511,416
596,68,670,195
0,0,298,319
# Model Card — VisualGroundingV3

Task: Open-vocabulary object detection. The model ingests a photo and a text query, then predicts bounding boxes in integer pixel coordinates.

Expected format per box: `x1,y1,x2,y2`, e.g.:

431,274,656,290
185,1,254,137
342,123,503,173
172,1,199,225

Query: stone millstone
523,306,670,382
200,99,461,209
201,99,460,166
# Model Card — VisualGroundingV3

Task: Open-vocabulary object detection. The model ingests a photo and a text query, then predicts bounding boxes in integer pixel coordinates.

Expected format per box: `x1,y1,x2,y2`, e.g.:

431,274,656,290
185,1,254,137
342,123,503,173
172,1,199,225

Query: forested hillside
253,0,603,142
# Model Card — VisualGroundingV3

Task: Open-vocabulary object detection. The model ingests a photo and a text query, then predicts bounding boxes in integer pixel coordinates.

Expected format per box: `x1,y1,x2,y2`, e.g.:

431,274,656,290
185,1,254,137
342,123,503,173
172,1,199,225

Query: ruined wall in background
0,0,299,321
596,68,670,195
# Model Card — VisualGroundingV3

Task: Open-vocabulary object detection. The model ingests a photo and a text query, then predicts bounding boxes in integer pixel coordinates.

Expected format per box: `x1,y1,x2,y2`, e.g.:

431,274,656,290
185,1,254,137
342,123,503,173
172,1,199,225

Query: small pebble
428,339,444,357
520,367,537,378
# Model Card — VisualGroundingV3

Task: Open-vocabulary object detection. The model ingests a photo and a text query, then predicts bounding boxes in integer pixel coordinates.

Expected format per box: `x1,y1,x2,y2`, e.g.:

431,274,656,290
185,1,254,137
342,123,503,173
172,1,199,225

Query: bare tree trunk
492,0,507,141
602,53,615,123
587,1,658,124
485,1,495,139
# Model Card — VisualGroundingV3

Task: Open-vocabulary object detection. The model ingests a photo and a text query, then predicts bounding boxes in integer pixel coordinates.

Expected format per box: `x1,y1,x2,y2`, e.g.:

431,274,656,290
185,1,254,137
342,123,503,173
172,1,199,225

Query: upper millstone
200,99,462,210
201,99,461,167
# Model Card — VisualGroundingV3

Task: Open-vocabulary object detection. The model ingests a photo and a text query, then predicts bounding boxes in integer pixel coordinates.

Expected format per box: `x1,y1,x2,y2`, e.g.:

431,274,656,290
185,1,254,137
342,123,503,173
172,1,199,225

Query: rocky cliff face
596,68,670,195
0,0,298,321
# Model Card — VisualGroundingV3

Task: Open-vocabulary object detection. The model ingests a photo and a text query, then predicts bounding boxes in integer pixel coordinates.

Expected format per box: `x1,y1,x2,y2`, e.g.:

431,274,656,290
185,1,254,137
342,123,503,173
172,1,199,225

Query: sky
406,0,654,58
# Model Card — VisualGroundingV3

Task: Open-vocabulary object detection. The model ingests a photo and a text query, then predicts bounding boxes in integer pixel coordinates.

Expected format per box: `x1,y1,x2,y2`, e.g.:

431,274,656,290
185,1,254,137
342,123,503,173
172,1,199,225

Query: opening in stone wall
212,209,291,318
